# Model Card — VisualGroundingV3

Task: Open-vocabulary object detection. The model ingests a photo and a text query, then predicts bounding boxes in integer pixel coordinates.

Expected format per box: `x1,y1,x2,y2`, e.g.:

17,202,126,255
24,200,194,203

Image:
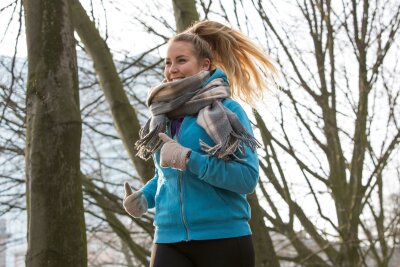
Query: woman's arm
140,170,159,209
187,101,259,194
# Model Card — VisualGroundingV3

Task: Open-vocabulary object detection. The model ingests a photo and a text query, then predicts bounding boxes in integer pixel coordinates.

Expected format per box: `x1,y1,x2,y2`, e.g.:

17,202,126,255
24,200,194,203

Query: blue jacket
141,70,259,243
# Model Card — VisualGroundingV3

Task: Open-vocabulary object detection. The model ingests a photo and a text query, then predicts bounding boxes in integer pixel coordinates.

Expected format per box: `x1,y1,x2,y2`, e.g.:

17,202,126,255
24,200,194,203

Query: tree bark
172,0,199,32
24,0,87,266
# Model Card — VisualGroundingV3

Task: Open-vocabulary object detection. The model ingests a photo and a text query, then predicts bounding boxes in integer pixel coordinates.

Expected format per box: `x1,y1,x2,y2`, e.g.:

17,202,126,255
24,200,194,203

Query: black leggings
150,235,255,267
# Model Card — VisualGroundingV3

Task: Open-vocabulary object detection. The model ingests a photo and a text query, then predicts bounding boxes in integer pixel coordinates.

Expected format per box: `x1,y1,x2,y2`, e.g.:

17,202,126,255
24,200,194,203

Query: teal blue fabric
140,69,259,243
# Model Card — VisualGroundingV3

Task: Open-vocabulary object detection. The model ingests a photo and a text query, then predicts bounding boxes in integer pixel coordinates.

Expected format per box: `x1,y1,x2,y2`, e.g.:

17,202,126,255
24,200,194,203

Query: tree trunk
24,0,87,266
172,0,199,33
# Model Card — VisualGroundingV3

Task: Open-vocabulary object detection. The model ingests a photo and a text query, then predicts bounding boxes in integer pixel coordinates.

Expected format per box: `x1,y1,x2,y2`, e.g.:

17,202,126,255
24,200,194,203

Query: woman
123,20,276,267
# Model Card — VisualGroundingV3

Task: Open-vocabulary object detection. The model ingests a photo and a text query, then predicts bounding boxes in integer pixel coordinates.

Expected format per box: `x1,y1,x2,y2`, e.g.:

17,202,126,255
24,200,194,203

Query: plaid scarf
135,69,260,160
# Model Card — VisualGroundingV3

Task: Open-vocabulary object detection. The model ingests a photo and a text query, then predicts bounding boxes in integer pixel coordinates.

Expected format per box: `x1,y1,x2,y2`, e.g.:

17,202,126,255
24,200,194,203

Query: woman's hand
123,182,148,218
158,133,191,171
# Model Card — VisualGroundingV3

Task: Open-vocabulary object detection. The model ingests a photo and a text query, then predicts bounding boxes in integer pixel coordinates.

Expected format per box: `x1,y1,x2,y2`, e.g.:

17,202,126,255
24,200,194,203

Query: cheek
183,63,201,76
164,68,170,80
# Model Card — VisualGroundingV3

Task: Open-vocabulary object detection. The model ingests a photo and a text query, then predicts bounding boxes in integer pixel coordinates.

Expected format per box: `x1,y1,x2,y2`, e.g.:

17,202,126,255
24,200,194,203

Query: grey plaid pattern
135,70,260,160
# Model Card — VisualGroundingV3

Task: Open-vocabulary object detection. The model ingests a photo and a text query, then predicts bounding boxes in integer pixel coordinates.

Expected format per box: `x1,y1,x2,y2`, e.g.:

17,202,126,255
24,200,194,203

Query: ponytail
172,20,277,106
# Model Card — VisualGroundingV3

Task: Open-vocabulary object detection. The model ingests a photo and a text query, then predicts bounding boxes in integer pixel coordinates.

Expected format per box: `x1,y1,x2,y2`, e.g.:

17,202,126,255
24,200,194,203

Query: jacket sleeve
186,101,259,194
140,170,158,209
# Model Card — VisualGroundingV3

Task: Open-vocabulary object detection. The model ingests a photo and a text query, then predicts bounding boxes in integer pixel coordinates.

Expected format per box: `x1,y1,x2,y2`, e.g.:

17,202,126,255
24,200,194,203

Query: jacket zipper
175,117,190,241
179,171,190,241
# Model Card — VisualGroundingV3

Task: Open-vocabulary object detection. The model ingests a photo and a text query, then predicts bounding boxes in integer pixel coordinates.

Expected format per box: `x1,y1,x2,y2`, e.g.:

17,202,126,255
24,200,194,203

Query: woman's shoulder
222,98,245,112
222,98,251,121
221,98,253,133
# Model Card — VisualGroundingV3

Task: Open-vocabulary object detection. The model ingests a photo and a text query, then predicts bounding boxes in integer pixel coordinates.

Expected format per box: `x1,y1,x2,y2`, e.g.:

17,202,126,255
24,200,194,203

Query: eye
178,58,187,63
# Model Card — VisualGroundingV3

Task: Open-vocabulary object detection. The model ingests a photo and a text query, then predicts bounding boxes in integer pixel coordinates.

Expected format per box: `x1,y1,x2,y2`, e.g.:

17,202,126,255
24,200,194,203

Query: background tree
228,0,400,266
172,0,199,32
23,0,87,266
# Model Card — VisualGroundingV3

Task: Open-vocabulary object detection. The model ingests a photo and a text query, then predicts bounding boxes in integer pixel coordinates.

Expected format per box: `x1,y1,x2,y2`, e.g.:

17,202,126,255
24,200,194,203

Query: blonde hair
170,20,277,106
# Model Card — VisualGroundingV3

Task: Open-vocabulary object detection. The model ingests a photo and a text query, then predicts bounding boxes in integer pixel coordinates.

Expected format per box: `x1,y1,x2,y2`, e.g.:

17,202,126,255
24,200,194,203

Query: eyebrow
165,55,189,61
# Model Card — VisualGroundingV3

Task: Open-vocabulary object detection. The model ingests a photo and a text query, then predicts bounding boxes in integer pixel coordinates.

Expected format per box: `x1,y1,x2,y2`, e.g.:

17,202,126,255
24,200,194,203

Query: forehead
166,41,195,58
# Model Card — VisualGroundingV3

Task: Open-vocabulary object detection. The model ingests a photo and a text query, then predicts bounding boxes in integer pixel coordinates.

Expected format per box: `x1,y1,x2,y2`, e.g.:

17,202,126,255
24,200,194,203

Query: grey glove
158,133,191,171
123,182,148,218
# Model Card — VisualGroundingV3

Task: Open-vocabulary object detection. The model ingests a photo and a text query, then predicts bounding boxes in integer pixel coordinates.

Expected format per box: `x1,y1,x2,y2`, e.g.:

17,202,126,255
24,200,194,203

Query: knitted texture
123,182,148,218
158,133,191,170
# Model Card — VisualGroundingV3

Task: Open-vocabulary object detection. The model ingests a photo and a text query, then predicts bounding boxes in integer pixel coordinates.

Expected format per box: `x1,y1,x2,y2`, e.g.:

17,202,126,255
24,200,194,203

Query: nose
169,63,178,74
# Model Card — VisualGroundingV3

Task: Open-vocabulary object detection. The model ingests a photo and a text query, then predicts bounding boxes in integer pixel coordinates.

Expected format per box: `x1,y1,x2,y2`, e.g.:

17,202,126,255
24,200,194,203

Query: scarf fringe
135,120,166,160
200,129,261,160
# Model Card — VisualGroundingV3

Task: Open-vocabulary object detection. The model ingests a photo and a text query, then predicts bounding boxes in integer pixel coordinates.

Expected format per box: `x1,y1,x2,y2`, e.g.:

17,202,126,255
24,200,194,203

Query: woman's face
164,41,210,82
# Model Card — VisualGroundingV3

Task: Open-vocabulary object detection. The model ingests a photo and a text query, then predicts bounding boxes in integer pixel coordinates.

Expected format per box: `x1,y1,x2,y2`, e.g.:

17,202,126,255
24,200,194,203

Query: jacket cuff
186,150,207,178
140,188,155,209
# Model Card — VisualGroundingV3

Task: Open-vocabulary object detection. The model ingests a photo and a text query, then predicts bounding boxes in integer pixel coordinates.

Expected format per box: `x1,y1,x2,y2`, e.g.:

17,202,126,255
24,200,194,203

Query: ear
201,58,211,71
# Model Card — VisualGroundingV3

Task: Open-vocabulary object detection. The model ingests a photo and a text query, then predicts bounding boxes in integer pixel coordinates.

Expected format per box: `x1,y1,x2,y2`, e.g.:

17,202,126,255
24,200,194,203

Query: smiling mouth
172,77,184,81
